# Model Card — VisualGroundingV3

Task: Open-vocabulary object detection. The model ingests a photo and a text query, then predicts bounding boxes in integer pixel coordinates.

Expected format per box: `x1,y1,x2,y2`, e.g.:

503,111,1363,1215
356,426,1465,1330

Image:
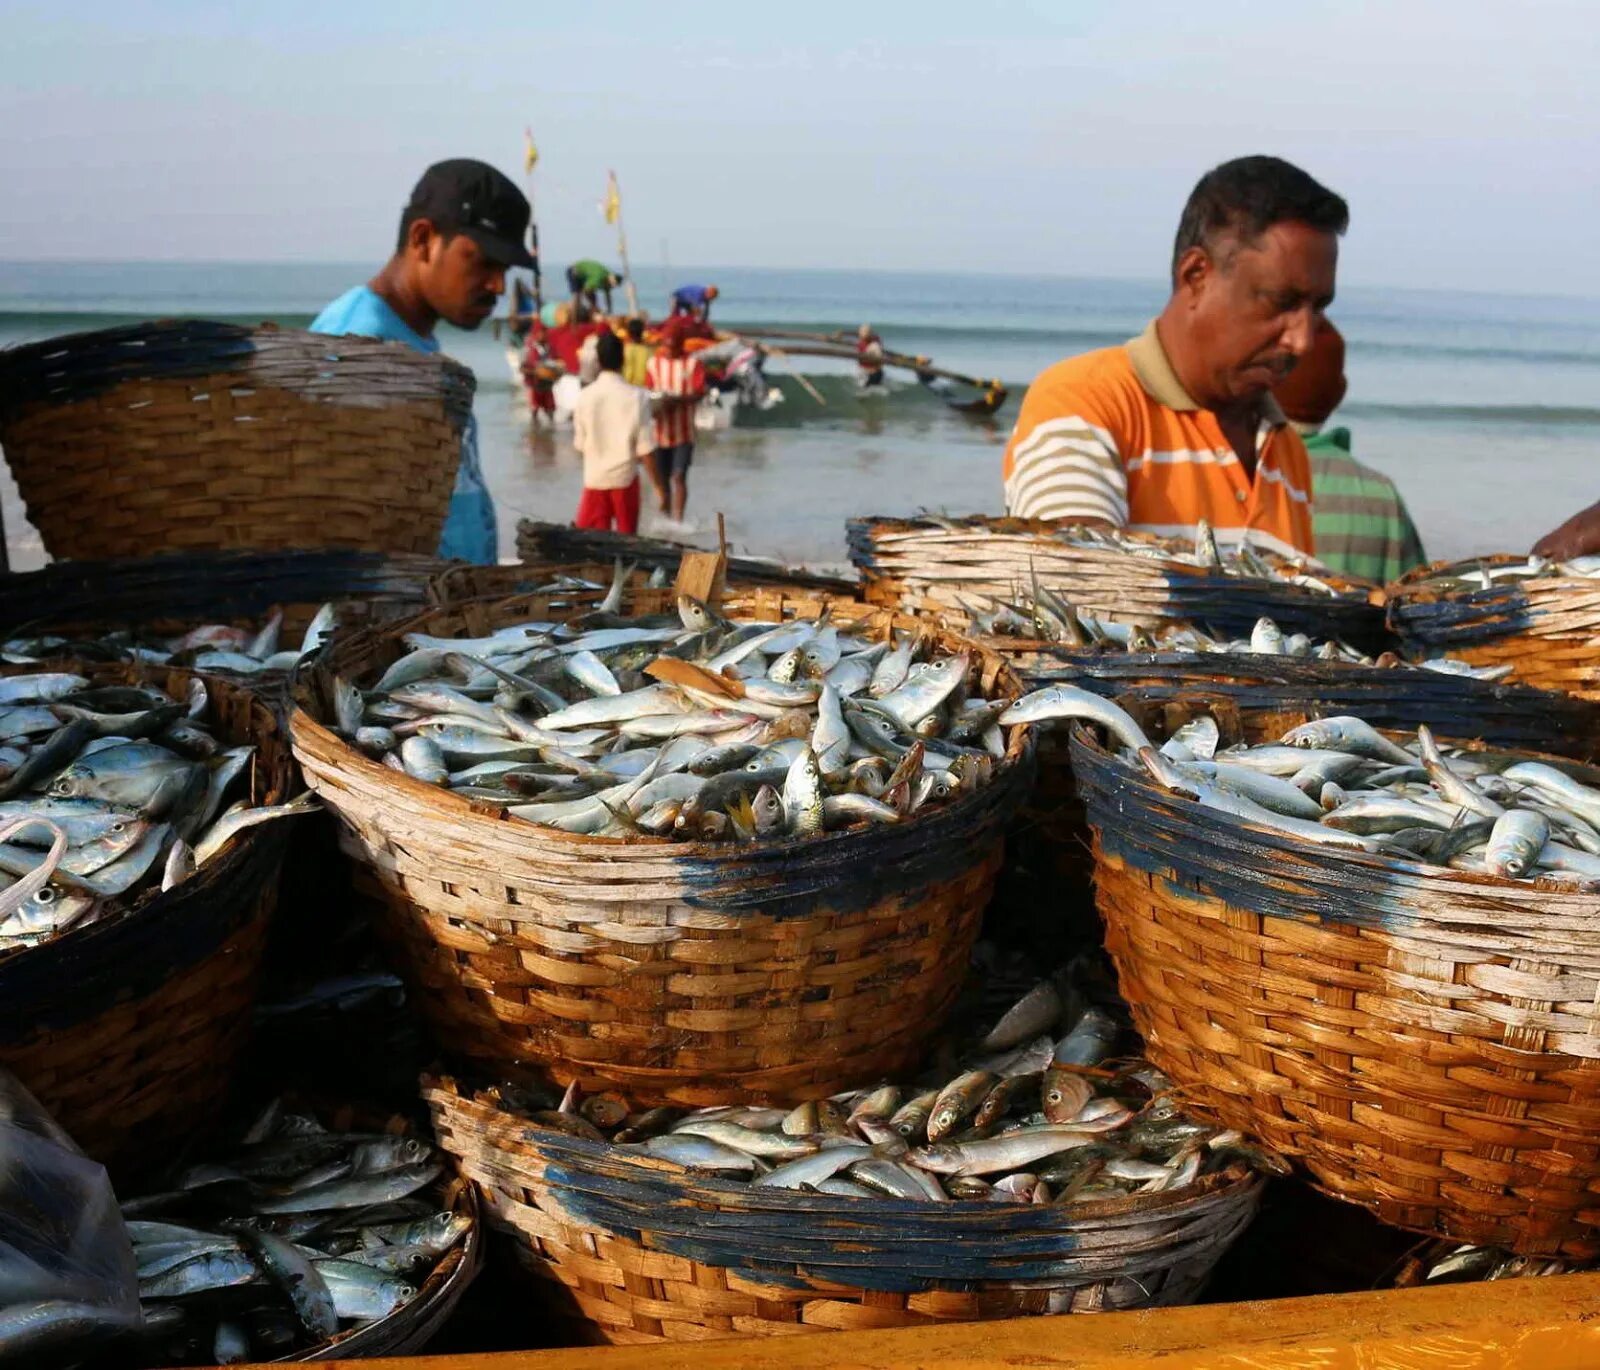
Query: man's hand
1533,500,1600,561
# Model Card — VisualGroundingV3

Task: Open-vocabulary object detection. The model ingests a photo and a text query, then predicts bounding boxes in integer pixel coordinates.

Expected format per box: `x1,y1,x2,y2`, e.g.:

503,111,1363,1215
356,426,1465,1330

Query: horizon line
3,258,1598,308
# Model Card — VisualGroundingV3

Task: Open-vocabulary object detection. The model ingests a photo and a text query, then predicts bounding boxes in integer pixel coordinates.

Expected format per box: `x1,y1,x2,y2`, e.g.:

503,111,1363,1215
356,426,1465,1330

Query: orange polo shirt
1002,322,1316,558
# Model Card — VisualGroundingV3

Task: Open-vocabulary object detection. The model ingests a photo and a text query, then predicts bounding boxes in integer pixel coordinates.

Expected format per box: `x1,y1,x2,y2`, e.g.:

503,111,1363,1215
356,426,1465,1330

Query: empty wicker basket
1388,555,1600,699
0,662,291,1179
290,591,1032,1106
0,320,474,559
1072,705,1600,1257
425,1078,1263,1345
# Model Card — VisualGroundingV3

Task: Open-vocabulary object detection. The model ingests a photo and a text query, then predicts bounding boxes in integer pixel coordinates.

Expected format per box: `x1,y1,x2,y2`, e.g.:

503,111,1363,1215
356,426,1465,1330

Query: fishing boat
726,325,1010,416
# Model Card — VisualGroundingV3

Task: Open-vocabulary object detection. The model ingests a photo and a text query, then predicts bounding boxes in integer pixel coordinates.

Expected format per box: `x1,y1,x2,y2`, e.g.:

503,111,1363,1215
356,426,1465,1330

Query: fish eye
35,888,54,905
109,820,126,833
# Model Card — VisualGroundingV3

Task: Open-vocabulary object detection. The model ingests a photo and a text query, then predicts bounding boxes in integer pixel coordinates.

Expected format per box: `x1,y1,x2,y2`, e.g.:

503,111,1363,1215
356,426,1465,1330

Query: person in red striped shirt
644,329,706,526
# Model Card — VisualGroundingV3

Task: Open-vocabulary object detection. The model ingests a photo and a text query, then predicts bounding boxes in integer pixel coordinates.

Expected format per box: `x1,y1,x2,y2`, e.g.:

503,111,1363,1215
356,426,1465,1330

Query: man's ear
406,217,438,263
1173,245,1212,306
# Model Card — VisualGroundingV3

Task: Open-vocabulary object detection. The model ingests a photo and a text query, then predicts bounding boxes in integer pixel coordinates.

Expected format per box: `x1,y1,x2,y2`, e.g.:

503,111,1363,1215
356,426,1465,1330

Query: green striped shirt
1305,428,1427,585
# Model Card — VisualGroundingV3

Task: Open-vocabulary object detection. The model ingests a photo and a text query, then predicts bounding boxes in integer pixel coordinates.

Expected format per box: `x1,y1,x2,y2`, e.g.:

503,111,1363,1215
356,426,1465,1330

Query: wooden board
286,1271,1600,1369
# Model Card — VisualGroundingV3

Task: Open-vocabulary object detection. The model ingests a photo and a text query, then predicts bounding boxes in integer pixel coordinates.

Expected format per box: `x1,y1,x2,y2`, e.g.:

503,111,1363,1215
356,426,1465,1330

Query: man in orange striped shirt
1004,156,1348,559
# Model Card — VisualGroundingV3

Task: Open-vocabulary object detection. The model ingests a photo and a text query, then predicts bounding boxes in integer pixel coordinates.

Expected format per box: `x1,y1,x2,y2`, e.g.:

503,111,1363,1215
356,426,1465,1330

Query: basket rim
1069,718,1600,907
425,1076,1263,1227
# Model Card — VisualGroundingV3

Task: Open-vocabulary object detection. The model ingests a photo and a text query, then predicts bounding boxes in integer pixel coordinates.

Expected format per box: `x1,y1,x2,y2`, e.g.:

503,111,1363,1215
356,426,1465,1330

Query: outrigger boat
724,326,1010,416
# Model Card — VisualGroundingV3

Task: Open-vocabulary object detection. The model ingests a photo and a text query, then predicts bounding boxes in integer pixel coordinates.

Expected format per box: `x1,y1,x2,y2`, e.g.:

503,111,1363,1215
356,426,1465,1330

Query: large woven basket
0,663,291,1180
0,320,474,559
0,548,446,647
290,590,1032,1106
513,520,857,594
425,1078,1262,1345
1388,555,1600,699
847,515,1388,651
1071,705,1600,1257
995,648,1600,967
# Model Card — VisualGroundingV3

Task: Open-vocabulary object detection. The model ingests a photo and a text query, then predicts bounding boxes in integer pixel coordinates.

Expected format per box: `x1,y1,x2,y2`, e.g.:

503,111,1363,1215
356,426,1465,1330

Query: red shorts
576,480,640,534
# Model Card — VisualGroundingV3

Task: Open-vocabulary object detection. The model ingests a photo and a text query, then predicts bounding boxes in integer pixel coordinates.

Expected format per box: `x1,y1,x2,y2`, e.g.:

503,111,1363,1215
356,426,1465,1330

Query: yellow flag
523,127,539,173
604,171,621,225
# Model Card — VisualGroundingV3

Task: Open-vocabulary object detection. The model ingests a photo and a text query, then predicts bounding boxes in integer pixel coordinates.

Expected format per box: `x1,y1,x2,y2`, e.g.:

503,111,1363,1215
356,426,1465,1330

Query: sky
3,1,1599,296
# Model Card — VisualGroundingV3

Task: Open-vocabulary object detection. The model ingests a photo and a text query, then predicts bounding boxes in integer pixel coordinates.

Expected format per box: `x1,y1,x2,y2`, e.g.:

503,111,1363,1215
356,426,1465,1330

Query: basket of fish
1061,687,1600,1255
0,320,474,560
0,549,446,681
289,588,1033,1106
1388,553,1600,699
422,979,1266,1344
121,1100,480,1364
0,663,305,1178
510,519,858,595
846,514,1388,651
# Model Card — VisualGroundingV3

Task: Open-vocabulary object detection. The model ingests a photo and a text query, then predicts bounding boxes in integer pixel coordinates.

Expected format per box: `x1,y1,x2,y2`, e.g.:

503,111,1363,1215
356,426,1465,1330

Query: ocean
1,260,1596,573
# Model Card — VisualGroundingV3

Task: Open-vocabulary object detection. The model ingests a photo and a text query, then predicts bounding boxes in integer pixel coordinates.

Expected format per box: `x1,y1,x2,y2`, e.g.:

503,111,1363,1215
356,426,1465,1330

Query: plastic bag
0,1071,141,1362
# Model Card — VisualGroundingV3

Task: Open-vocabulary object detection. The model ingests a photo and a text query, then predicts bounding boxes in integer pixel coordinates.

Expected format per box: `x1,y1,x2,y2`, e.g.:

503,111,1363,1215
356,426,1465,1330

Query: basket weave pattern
424,1081,1261,1344
0,323,473,559
1388,556,1600,700
0,663,290,1179
847,515,1387,650
1072,723,1600,1256
292,593,1031,1105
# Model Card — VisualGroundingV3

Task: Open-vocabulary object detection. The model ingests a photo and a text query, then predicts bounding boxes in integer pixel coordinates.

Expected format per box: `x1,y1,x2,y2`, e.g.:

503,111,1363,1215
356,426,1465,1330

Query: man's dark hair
626,318,644,342
596,330,624,371
1172,156,1348,283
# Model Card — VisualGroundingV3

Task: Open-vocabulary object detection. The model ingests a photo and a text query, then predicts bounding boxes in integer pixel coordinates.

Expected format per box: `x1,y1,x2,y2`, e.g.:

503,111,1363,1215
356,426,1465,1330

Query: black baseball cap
403,159,535,269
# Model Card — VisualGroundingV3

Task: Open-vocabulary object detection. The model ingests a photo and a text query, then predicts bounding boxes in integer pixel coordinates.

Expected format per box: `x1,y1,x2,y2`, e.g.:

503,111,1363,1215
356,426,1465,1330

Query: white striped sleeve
1004,416,1128,524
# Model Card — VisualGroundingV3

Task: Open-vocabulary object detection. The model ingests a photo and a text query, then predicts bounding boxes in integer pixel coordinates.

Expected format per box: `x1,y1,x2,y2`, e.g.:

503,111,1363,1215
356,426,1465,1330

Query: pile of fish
1406,554,1600,592
1393,1239,1591,1286
1006,683,1600,887
0,672,316,949
122,1101,469,1365
337,594,1012,841
1,604,338,676
482,974,1279,1204
959,594,1510,681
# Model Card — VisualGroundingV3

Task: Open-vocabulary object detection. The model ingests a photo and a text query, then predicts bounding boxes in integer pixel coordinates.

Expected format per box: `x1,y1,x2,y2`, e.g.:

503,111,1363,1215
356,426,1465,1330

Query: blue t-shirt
310,286,497,564
311,286,439,353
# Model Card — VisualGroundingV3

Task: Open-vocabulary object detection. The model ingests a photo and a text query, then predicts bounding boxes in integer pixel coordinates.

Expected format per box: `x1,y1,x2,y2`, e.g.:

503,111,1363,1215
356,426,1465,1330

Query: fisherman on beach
311,158,534,564
567,259,622,315
670,283,718,324
573,331,653,534
644,327,706,528
1003,155,1348,558
1272,317,1426,583
856,323,886,389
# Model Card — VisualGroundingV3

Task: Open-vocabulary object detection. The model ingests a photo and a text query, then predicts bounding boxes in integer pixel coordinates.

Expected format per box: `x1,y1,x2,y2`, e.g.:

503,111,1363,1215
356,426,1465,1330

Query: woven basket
847,515,1388,651
285,1173,482,1361
0,320,474,560
0,662,291,1180
290,591,1032,1106
1388,555,1600,699
1071,705,1600,1257
513,520,857,594
424,1078,1262,1344
0,548,446,647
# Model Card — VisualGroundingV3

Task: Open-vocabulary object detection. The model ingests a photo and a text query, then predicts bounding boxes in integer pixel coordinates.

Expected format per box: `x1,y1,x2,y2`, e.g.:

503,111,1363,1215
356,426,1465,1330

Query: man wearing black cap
311,159,535,564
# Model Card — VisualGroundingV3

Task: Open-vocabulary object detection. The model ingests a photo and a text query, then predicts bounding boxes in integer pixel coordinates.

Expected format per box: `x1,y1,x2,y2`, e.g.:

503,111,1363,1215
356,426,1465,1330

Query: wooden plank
674,550,726,609
291,1270,1600,1369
